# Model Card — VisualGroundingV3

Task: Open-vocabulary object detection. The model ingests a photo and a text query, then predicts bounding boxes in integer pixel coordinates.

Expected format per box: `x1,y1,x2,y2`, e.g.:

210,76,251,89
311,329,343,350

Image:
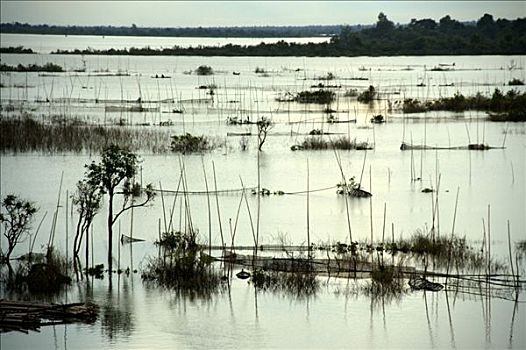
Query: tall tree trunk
107,191,114,273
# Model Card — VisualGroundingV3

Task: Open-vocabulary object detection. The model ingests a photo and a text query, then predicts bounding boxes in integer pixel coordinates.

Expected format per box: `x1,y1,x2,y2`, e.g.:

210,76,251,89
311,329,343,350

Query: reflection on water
101,277,135,341
0,268,524,349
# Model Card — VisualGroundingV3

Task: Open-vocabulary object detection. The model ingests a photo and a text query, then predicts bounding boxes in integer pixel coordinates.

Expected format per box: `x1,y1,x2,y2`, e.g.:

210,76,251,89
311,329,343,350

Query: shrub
295,90,335,104
196,65,213,75
170,133,210,153
508,78,524,86
357,85,376,103
142,230,223,297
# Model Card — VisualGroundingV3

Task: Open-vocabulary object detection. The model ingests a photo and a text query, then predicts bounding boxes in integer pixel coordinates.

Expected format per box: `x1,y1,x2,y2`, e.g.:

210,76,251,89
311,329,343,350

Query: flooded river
1,34,525,348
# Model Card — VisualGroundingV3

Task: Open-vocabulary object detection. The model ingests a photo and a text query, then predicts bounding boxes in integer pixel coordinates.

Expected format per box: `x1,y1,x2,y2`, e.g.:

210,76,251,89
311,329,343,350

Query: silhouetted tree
0,194,37,263
85,145,154,272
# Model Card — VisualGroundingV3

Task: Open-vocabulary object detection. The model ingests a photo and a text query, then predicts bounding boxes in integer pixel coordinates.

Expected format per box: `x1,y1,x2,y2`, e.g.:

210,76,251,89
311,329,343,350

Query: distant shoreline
2,14,525,57
0,23,345,38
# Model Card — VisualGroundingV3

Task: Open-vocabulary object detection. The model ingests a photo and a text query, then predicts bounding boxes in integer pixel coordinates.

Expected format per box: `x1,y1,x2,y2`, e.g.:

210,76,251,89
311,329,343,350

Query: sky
0,1,524,27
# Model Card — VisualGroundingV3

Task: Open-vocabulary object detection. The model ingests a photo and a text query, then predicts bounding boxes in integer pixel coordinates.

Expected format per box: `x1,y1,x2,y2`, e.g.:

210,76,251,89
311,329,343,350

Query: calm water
1,37,525,349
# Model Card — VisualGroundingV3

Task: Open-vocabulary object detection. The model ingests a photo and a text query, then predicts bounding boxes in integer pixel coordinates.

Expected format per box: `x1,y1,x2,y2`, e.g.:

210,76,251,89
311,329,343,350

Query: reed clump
391,230,504,273
251,268,319,299
170,133,213,153
195,65,214,75
292,136,372,151
357,85,377,103
0,116,173,153
4,246,71,294
142,230,223,297
295,89,335,104
402,89,526,121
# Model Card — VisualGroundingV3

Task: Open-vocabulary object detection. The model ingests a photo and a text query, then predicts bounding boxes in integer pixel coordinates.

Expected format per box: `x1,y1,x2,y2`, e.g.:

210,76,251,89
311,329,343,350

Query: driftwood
0,300,98,333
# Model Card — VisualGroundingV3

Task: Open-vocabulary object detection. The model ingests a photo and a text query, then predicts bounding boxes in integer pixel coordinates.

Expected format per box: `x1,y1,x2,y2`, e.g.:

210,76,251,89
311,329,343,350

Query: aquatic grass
3,246,71,294
402,89,526,121
142,230,224,298
390,230,506,274
251,268,319,299
0,116,174,153
292,136,372,151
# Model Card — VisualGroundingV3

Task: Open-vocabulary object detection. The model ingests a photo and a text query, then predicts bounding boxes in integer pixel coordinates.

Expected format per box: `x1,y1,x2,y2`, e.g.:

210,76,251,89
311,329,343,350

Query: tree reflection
101,276,135,341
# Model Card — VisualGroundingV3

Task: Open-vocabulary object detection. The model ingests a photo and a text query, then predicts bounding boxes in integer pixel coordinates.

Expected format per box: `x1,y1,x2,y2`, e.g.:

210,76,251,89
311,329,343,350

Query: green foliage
195,65,213,75
170,133,210,153
295,89,335,104
0,194,37,262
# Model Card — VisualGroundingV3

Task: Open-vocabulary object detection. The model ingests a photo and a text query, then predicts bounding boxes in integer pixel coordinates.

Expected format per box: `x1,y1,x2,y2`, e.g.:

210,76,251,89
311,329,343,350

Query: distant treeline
0,22,348,37
0,46,34,54
48,14,526,56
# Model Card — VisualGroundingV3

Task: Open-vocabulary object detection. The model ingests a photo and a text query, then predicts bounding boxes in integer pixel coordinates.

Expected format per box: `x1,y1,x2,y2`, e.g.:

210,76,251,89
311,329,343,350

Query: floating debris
121,234,145,244
236,269,251,280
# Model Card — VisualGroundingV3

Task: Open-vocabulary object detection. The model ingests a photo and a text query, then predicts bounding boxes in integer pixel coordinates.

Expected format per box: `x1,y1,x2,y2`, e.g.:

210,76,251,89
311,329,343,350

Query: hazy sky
1,1,524,27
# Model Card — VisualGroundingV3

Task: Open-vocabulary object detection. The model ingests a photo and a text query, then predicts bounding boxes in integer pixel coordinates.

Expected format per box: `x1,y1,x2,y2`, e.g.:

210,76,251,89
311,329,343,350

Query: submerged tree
257,117,273,151
72,179,103,270
85,145,155,272
0,194,37,263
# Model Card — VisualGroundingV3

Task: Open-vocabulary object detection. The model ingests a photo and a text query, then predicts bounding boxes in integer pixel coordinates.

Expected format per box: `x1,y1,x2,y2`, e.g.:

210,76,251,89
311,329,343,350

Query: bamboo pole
333,150,352,243
202,159,212,257
446,187,460,285
507,220,517,290
307,158,311,259
159,181,167,233
369,165,373,245
239,177,257,249
212,161,225,253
